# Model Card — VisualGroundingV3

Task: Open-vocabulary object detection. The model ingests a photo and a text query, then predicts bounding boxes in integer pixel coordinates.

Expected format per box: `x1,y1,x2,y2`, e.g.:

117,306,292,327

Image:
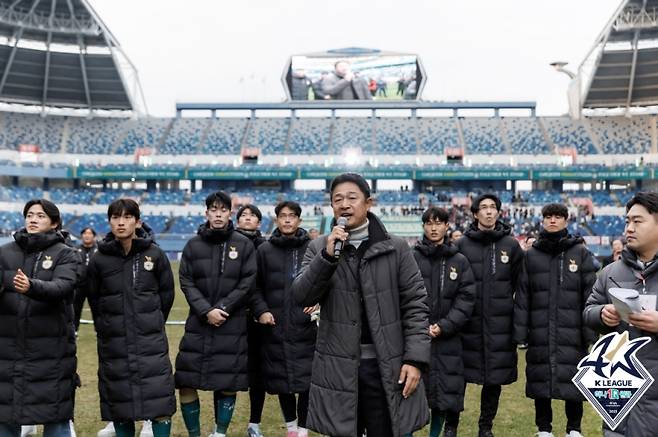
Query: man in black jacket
235,203,268,437
291,173,430,437
73,226,98,332
0,199,79,437
447,193,524,437
175,191,257,437
514,203,597,437
413,207,475,437
87,198,176,437
251,201,317,437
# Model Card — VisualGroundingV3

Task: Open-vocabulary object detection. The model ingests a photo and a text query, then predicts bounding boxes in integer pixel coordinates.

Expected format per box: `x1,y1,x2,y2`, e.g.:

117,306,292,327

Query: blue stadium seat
203,118,248,154
289,118,331,154
461,118,505,154
503,118,550,154
543,117,597,155
160,118,209,155
374,118,416,154
245,118,290,154
416,118,460,154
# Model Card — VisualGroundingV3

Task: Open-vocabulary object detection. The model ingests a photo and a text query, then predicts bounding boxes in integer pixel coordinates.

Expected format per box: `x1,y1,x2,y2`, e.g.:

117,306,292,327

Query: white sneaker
69,420,77,437
97,422,116,437
208,433,225,437
20,425,37,437
139,420,153,437
566,432,584,437
536,433,554,437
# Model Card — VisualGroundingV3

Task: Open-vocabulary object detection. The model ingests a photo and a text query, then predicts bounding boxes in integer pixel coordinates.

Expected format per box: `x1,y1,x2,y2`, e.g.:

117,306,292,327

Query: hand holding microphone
327,217,349,258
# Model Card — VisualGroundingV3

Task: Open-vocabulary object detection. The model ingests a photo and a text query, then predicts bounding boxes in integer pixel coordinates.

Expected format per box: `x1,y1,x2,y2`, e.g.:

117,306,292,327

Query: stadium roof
580,0,658,110
0,0,144,112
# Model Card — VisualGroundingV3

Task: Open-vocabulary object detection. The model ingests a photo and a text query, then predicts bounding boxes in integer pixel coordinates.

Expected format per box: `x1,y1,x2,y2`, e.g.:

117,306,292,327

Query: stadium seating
67,117,125,154
502,117,551,154
0,211,24,235
289,118,331,154
160,118,209,155
588,215,625,238
461,117,506,154
2,112,64,153
375,118,416,154
542,117,598,155
0,186,43,202
416,117,461,154
587,116,652,154
50,188,97,204
142,190,186,205
245,118,289,154
202,118,248,154
116,118,170,155
332,117,374,153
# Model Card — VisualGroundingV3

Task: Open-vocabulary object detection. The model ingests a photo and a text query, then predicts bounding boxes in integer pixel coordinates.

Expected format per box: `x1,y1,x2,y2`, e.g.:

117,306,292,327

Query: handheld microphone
333,216,348,258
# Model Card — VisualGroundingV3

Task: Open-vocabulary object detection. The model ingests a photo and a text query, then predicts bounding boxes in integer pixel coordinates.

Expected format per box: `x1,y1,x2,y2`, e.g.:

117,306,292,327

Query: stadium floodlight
550,61,581,119
550,61,576,79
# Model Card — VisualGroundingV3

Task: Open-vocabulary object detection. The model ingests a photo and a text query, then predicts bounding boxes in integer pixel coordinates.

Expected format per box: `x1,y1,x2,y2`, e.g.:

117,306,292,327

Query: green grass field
65,261,605,436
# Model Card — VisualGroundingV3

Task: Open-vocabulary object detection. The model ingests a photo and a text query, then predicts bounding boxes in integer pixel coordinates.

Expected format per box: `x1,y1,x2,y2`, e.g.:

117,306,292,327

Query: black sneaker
478,430,494,437
443,427,457,437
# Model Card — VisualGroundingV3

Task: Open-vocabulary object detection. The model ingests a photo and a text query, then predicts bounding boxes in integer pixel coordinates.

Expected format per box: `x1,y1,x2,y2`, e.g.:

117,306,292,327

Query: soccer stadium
1,0,658,436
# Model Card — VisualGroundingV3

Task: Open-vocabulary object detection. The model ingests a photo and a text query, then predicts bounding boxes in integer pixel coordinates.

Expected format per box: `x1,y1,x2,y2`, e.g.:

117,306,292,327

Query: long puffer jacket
237,228,268,391
0,229,79,424
174,221,257,391
87,228,176,421
456,220,523,386
251,228,316,394
584,248,658,436
413,238,475,413
514,229,597,400
291,214,430,437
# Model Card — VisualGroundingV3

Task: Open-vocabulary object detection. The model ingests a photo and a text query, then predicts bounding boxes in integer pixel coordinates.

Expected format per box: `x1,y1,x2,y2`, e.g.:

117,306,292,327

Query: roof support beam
77,36,92,112
41,0,56,110
625,30,641,112
1,0,25,20
0,27,23,95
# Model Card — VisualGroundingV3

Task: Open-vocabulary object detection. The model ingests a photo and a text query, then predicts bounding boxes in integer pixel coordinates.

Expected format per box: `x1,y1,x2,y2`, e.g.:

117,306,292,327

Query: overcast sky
92,0,622,117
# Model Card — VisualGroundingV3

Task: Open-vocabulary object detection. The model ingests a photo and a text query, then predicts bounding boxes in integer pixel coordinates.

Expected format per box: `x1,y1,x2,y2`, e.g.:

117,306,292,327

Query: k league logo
572,332,654,430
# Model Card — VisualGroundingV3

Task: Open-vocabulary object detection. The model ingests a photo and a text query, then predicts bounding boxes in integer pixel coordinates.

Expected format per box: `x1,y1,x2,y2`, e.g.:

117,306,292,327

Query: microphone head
337,217,348,227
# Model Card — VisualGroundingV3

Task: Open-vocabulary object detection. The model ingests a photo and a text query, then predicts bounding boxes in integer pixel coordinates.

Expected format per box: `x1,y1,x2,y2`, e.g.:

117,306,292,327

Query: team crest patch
500,250,509,264
143,256,154,271
41,255,53,270
228,246,238,260
572,331,654,431
449,266,458,281
569,259,579,273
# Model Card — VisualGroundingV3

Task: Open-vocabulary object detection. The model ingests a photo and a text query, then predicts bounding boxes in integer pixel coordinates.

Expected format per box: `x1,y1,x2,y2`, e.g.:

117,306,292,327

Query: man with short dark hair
584,192,658,436
515,203,597,437
446,194,524,437
235,203,267,437
413,207,475,437
251,201,316,437
175,192,257,437
73,226,98,332
88,199,176,437
292,173,430,437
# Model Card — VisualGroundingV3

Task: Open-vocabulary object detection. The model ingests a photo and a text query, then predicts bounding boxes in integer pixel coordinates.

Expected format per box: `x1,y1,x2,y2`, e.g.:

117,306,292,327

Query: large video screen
286,52,422,101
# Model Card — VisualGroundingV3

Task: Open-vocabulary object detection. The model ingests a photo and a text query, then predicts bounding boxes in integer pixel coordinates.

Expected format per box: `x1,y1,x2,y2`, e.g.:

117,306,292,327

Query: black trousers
279,391,309,427
535,398,583,433
331,358,393,437
445,384,502,431
73,287,88,331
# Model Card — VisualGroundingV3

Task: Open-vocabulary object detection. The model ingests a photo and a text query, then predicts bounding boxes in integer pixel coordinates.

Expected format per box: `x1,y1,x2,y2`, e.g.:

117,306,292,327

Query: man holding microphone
292,173,430,437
